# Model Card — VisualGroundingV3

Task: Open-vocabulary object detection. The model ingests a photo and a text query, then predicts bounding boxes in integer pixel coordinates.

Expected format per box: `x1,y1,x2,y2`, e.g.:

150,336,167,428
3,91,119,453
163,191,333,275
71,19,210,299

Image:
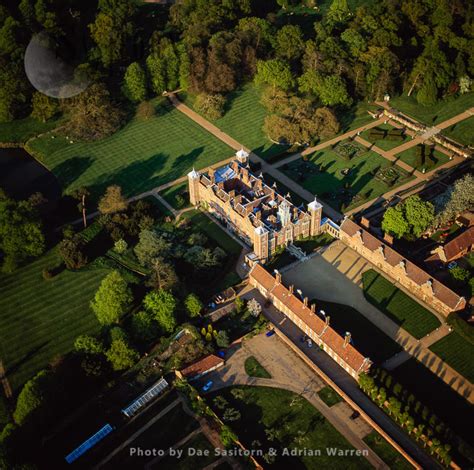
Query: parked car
202,381,213,392
307,339,313,348
266,329,275,337
350,411,360,420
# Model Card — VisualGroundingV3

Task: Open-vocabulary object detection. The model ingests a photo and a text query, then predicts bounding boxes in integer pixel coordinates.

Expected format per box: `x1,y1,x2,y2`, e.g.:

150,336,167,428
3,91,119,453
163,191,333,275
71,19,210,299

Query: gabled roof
443,227,474,261
181,354,224,378
249,264,370,373
340,218,464,310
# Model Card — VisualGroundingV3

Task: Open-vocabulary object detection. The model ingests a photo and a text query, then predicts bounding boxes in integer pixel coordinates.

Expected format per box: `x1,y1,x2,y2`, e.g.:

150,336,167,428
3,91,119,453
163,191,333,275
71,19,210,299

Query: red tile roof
249,264,370,373
340,218,464,310
442,227,474,261
181,354,224,378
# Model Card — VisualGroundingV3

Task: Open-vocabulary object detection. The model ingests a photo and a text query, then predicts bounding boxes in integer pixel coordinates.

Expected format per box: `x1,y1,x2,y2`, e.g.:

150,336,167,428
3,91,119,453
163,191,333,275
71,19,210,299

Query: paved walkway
281,241,473,403
197,333,389,469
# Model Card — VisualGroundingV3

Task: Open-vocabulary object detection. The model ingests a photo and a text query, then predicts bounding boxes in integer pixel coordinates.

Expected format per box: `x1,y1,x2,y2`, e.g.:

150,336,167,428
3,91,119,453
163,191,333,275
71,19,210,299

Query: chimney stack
209,168,216,183
289,285,294,295
325,315,330,326
344,332,351,348
274,270,282,284
304,297,308,307
310,304,315,314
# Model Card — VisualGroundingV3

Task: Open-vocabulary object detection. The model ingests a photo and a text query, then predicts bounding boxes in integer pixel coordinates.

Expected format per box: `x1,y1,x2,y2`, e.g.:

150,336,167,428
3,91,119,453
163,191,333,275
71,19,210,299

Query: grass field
362,270,440,339
26,99,233,200
209,386,372,469
282,145,412,211
244,356,271,379
443,116,474,146
180,210,242,256
395,145,449,171
0,249,108,391
0,116,61,143
181,84,290,161
391,358,474,449
317,386,342,407
389,93,474,126
312,299,402,363
359,124,409,151
429,332,474,383
363,431,412,470
159,181,191,210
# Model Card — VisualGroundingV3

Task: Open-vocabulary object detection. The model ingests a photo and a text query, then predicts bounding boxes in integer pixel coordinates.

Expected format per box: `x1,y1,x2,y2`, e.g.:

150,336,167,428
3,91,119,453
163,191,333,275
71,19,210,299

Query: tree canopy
143,289,177,333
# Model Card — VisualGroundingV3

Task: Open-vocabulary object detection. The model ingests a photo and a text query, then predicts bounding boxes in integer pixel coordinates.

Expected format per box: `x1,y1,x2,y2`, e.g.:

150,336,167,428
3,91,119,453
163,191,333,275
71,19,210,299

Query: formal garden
281,142,412,211
208,386,372,469
442,116,474,146
395,144,450,172
360,124,409,151
362,270,440,339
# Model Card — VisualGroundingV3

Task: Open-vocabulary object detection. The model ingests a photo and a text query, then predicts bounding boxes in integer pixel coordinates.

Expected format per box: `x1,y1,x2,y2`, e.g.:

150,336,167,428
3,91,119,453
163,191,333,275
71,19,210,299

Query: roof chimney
209,168,216,183
310,304,316,313
344,332,351,348
289,285,294,295
325,315,330,326
274,269,281,284
304,297,308,307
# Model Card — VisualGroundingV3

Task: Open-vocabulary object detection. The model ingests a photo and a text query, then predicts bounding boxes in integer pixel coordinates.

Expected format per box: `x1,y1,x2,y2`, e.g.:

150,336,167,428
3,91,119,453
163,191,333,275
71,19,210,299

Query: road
196,333,390,469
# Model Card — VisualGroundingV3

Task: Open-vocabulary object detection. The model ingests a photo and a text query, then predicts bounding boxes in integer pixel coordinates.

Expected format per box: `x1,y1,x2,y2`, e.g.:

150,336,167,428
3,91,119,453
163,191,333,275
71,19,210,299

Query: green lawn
317,386,342,407
429,332,474,383
362,270,440,339
209,386,372,469
389,93,474,126
180,210,242,256
337,102,380,134
395,145,449,171
442,116,474,146
363,431,412,470
26,99,233,200
0,249,109,391
282,144,412,211
159,181,191,210
181,84,289,161
244,356,271,379
0,116,61,143
360,124,409,151
311,299,402,363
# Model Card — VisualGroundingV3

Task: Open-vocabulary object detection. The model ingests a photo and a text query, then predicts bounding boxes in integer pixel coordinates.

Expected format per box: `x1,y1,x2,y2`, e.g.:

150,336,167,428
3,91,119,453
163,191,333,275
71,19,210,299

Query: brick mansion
188,149,338,262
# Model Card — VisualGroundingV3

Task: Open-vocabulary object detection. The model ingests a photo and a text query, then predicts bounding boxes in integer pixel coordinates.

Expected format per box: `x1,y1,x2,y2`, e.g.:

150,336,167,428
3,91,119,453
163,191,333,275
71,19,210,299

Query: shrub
136,101,155,120
195,93,226,120
114,238,128,254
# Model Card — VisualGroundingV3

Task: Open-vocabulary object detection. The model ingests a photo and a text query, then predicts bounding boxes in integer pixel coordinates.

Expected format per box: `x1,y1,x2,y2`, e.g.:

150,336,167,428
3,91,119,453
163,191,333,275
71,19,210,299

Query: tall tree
31,92,58,123
184,293,203,318
254,59,294,91
91,270,132,325
123,62,147,102
143,289,177,333
276,25,304,60
106,338,139,370
98,185,128,215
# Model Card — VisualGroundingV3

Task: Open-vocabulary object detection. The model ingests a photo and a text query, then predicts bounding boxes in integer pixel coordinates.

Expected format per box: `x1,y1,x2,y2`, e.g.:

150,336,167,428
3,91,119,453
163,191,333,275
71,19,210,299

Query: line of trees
359,369,453,465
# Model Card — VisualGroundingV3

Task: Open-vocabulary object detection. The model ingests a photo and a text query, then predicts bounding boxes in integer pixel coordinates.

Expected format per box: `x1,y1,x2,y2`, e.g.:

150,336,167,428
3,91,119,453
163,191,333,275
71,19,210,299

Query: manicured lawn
244,356,271,379
391,358,474,449
311,299,402,363
429,332,474,383
159,181,191,210
395,145,449,171
362,270,440,339
363,431,412,470
442,116,474,146
209,386,372,469
0,116,61,143
26,99,233,200
360,124,409,151
180,210,242,256
317,386,342,407
182,84,289,161
337,101,380,134
282,144,412,211
0,249,109,391
389,93,474,126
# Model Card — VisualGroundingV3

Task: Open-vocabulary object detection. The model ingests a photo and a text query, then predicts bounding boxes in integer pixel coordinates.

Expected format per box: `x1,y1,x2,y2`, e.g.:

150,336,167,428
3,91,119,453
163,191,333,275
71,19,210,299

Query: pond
0,148,61,202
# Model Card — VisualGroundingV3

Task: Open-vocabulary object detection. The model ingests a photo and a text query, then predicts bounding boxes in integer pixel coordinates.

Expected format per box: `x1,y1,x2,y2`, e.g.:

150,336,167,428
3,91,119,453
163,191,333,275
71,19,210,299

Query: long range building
188,150,331,262
249,263,372,379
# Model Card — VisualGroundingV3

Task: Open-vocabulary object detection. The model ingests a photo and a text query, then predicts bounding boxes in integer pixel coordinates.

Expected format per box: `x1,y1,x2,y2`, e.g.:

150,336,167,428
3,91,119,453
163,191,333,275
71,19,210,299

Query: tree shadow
6,341,50,376
52,156,94,191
